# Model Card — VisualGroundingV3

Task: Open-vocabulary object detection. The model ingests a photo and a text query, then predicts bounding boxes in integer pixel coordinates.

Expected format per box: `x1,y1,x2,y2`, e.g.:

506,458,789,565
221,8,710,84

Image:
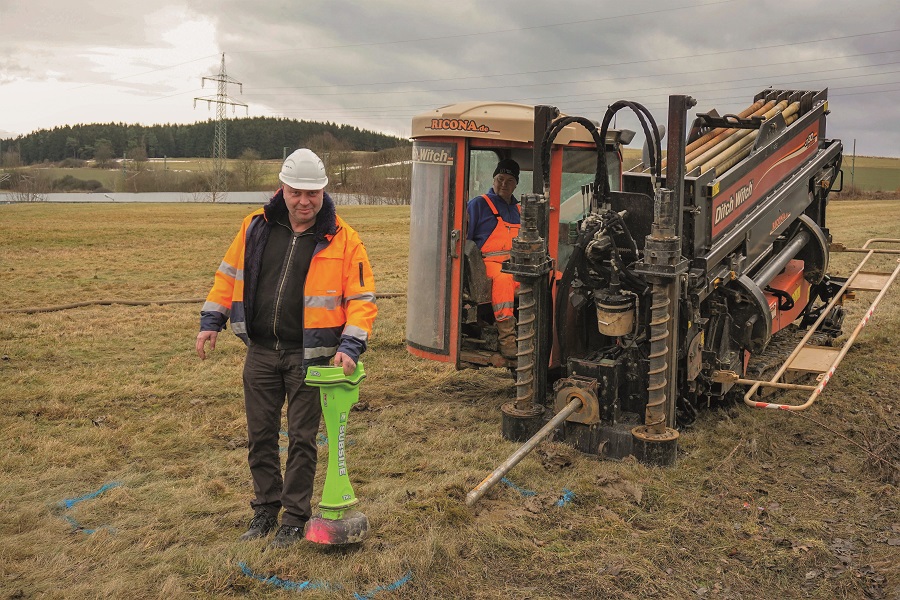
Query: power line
239,29,900,91
240,54,900,103
149,43,900,109
68,54,220,91
257,70,900,119
149,37,900,113
263,85,900,122
228,0,739,54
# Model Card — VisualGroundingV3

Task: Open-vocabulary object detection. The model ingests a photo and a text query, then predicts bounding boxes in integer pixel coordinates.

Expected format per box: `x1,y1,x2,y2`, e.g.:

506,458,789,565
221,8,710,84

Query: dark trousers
243,343,322,527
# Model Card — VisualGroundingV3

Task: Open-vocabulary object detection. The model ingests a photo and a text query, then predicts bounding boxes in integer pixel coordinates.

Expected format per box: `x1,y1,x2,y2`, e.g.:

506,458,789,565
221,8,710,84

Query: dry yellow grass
1,200,898,599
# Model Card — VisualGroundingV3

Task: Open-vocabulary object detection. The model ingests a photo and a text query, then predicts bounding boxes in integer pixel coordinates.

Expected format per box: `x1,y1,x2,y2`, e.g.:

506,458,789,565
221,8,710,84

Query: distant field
843,160,900,192
851,156,900,168
21,159,283,193
33,166,121,190
6,150,900,194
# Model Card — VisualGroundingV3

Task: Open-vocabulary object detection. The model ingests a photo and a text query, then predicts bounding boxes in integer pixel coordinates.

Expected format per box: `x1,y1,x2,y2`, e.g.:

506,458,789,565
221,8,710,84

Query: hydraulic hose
598,100,663,202
540,115,607,206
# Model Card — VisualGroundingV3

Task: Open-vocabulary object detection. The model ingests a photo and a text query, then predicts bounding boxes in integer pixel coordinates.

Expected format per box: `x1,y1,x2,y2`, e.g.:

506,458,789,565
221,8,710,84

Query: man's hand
196,330,218,360
333,351,356,376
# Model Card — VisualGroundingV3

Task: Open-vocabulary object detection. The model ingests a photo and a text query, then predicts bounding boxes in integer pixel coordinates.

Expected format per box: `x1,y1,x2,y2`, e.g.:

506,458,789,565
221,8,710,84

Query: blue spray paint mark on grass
57,482,121,534
237,562,411,597
353,570,414,599
501,477,537,497
501,478,575,507
63,515,117,535
556,488,576,507
64,515,96,534
237,561,334,592
59,482,122,510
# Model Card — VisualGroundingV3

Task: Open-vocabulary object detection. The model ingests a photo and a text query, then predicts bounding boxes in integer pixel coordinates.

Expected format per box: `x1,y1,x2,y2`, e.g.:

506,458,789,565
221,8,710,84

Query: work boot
239,509,278,541
267,524,306,549
496,317,518,360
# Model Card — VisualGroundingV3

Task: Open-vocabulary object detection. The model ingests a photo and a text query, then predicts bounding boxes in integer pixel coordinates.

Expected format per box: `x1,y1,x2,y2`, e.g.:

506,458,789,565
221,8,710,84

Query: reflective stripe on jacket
479,194,521,263
200,191,377,363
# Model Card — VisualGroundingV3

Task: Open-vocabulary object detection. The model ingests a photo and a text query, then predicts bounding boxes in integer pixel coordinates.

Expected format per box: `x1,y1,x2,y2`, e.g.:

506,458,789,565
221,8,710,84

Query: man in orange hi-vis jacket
196,148,377,549
466,158,521,359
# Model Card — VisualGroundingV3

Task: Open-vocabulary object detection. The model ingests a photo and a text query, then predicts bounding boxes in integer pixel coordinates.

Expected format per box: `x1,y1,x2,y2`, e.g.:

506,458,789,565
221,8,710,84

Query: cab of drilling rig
405,101,635,369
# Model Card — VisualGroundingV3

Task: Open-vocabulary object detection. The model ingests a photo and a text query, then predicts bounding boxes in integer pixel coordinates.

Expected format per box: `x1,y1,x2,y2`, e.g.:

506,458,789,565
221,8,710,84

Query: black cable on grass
2,293,406,314
5,298,206,314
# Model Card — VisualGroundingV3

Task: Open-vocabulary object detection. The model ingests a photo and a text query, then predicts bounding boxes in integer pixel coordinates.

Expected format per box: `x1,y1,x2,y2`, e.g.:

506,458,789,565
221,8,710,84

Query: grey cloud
2,0,898,155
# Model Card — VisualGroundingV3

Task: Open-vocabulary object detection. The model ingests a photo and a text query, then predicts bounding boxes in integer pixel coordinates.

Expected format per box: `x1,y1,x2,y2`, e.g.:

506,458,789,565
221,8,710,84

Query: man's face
283,184,324,232
493,173,517,202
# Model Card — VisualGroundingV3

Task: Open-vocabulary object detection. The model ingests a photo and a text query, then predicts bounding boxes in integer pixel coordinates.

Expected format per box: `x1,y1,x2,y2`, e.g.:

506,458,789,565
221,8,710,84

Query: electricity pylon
194,53,247,201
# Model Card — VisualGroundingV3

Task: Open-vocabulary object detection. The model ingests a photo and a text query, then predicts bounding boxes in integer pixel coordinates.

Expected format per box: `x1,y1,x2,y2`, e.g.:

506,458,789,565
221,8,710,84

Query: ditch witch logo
714,180,754,226
412,146,453,165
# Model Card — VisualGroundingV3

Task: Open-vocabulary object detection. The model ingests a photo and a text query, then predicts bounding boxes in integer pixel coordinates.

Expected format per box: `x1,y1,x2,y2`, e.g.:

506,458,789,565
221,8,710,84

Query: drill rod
466,397,582,507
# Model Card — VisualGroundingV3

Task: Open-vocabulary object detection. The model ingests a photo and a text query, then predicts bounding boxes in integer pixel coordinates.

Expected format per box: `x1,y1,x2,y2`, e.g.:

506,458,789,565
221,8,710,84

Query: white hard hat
279,148,328,190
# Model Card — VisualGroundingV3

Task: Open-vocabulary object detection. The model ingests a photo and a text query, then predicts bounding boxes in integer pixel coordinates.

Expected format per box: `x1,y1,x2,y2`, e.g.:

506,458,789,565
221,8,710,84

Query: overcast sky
2,0,898,157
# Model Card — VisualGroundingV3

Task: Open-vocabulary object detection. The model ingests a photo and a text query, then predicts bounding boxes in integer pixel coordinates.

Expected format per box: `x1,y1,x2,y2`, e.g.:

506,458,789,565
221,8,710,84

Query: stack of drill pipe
682,100,774,170
658,99,767,171
686,100,789,174
700,100,800,176
711,106,800,176
699,101,798,175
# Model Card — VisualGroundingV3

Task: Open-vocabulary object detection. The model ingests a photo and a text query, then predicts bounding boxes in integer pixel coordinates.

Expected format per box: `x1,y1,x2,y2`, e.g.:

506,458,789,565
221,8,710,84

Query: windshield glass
559,147,620,224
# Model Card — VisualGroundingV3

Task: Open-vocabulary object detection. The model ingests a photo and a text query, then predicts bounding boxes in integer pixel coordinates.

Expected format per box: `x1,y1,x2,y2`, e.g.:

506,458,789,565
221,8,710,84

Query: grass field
1,201,899,599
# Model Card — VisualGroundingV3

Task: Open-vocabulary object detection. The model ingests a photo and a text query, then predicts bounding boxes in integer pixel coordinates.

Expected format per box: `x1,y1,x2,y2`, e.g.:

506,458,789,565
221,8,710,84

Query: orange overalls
479,194,521,321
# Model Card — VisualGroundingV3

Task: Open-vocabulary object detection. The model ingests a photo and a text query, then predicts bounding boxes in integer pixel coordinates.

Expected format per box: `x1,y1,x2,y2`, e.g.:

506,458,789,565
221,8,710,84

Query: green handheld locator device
303,361,369,545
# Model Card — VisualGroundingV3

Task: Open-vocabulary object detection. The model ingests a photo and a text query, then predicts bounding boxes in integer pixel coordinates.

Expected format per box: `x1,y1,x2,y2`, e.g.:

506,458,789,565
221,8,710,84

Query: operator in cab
465,158,521,359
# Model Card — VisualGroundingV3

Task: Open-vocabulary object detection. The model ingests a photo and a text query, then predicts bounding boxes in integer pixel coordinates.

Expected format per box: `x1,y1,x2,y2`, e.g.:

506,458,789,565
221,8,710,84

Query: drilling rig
405,91,900,500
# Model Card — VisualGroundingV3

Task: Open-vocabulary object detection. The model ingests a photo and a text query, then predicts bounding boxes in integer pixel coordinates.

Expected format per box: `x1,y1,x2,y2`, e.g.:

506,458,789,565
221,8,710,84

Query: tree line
1,117,409,165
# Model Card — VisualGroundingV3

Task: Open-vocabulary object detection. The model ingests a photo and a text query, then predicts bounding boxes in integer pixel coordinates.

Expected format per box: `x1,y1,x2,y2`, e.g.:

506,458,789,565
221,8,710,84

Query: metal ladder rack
739,238,900,410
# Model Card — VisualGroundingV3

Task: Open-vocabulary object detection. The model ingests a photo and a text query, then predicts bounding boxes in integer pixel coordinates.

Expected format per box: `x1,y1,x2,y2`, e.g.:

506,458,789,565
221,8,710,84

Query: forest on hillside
0,117,409,165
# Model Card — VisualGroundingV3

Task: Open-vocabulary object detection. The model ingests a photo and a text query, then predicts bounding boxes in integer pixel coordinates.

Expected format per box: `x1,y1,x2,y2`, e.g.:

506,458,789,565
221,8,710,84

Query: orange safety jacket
478,194,521,321
479,194,521,263
200,192,377,362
